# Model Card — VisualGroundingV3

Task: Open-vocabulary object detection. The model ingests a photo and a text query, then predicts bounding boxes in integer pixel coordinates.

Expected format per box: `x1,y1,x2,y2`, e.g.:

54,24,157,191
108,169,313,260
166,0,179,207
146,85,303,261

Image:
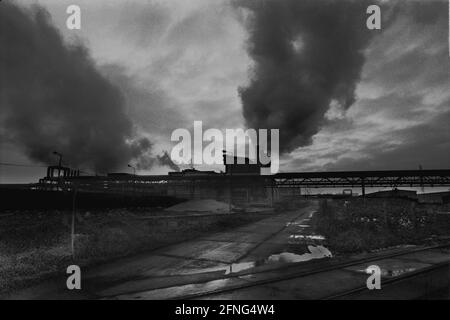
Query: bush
330,229,365,253
313,198,447,254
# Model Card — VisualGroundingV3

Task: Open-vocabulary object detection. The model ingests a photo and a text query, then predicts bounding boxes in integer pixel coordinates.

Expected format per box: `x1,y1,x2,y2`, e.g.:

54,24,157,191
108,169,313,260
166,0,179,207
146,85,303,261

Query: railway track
324,259,450,299
142,243,450,300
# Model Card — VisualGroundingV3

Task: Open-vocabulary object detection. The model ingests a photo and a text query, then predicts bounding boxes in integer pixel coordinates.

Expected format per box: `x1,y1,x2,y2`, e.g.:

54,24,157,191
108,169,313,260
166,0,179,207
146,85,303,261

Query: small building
223,150,269,175
366,189,418,200
165,156,273,205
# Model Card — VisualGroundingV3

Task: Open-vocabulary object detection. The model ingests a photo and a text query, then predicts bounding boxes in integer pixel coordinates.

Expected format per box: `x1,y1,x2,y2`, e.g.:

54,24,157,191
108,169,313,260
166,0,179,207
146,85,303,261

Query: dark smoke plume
236,0,372,153
129,150,180,172
157,151,180,172
0,2,151,173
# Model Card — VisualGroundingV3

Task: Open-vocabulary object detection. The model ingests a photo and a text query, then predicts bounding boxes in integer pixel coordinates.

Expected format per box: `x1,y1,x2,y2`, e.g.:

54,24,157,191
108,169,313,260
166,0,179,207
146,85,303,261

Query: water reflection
289,234,325,240
225,262,256,275
360,266,418,277
179,244,333,276
225,245,333,274
267,245,332,263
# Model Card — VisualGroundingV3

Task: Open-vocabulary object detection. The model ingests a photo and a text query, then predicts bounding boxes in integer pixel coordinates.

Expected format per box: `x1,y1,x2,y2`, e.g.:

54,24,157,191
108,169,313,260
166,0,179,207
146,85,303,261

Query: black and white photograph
0,0,449,305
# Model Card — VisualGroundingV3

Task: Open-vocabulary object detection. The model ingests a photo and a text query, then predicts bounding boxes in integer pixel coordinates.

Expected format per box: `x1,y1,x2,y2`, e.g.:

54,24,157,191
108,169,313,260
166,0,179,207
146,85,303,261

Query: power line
0,162,103,176
0,162,48,168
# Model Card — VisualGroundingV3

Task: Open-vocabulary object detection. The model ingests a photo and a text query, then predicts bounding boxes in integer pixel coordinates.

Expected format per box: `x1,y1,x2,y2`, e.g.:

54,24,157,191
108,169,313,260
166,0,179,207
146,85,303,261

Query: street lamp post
127,164,136,175
52,151,76,259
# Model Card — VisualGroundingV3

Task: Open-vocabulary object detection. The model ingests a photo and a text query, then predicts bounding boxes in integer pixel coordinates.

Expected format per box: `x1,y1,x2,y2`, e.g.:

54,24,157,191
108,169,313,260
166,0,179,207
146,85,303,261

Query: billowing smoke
236,0,372,153
0,2,151,173
157,151,180,172
133,150,180,172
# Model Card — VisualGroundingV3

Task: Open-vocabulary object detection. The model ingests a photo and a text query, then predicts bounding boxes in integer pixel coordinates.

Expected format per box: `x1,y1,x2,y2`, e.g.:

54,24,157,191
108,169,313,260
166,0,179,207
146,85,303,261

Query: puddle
177,265,232,275
225,245,333,274
286,221,309,227
178,245,333,276
117,278,236,300
176,262,257,276
267,245,332,263
359,266,418,277
289,234,325,241
225,262,256,275
348,259,432,278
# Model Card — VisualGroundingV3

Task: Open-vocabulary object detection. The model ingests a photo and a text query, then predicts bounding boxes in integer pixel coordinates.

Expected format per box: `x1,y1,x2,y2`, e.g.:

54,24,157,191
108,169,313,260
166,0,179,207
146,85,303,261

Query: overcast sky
1,0,449,183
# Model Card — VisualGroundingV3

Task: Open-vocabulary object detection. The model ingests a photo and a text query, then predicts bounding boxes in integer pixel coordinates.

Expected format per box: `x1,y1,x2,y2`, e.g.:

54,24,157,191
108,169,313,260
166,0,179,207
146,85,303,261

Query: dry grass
313,198,450,254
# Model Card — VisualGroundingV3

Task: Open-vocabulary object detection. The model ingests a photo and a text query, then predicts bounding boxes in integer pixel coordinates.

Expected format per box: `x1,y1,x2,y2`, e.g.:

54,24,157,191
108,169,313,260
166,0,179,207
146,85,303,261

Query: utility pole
127,164,136,176
128,164,137,197
419,164,424,193
229,176,232,214
361,177,366,197
71,183,77,259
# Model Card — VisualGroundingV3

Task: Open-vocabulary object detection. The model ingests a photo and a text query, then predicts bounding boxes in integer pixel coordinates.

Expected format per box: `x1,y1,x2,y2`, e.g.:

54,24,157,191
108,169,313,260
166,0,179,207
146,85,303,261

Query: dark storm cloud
394,0,447,25
363,1,448,90
326,0,450,171
235,0,373,152
115,2,171,47
322,111,450,171
100,66,184,172
101,64,185,137
0,2,152,173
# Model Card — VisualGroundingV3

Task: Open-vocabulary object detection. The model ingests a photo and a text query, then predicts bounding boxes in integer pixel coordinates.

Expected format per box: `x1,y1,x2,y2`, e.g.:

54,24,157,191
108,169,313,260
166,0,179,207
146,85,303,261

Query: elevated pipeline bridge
36,169,450,197
273,169,450,195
